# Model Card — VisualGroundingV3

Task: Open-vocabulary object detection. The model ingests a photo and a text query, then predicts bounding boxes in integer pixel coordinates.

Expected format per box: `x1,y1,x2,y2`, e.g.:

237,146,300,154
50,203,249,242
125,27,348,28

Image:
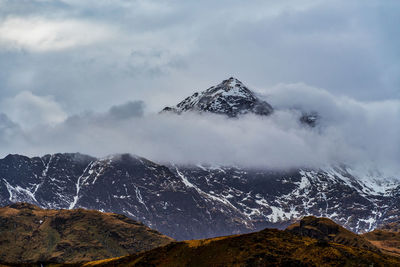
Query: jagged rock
300,111,319,127
162,77,273,117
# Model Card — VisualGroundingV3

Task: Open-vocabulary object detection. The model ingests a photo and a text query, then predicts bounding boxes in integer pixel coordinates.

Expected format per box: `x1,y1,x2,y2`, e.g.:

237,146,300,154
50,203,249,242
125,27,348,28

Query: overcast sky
0,1,399,113
0,0,399,173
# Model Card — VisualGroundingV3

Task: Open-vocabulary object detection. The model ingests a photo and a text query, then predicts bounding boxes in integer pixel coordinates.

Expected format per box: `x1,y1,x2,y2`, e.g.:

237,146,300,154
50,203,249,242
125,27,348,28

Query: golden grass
0,203,173,264
85,227,400,267
185,235,233,247
82,256,125,266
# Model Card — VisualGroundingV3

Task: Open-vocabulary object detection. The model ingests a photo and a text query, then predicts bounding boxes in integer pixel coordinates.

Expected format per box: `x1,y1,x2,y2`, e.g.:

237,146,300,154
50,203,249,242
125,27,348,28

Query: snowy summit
162,77,273,117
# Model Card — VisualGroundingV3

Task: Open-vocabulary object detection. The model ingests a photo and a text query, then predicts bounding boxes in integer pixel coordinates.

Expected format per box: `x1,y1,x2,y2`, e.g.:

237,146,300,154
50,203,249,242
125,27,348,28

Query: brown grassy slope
363,221,400,257
84,227,400,267
286,216,378,251
0,203,173,264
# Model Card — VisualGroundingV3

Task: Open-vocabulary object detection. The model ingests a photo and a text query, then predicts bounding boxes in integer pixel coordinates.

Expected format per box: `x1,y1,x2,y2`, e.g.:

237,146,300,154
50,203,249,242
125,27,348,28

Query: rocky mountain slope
1,152,400,241
84,217,400,267
162,77,273,117
0,203,173,264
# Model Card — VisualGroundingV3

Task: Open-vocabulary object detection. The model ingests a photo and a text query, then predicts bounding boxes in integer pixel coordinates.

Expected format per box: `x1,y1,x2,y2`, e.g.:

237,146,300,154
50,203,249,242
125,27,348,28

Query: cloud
0,17,116,52
264,83,400,173
17,110,333,170
0,113,26,152
0,113,20,138
108,101,145,119
0,84,397,177
63,100,145,125
0,91,67,128
0,0,399,118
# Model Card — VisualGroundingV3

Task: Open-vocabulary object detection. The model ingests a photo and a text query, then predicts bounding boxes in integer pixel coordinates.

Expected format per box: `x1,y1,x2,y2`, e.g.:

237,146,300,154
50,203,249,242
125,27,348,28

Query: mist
0,84,398,176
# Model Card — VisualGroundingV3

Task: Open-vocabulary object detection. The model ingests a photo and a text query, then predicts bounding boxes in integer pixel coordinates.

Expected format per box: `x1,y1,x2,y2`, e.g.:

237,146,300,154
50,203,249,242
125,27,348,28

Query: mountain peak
207,77,254,98
162,77,273,117
221,76,245,88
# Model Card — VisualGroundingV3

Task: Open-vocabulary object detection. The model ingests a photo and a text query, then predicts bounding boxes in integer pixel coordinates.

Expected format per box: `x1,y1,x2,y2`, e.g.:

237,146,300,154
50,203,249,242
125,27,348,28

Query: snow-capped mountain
163,77,318,126
1,153,400,240
162,77,273,117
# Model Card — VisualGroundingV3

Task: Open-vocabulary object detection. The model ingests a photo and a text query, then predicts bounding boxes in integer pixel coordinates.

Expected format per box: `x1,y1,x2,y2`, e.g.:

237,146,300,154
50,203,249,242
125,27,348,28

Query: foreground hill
0,203,173,264
363,221,400,257
84,217,400,267
286,216,378,251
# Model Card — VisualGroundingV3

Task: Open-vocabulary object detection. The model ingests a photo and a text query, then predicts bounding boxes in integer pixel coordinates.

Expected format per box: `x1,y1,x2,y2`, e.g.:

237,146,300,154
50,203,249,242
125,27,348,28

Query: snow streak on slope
2,179,38,203
69,161,94,209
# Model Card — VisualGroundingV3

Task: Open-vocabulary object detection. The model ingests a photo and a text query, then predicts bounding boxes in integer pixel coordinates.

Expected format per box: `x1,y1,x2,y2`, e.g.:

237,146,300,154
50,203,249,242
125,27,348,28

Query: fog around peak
0,83,398,177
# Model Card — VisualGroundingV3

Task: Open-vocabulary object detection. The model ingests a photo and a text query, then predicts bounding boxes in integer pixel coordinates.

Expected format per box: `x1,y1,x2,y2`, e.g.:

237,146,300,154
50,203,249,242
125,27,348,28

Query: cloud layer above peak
0,17,116,52
0,0,399,114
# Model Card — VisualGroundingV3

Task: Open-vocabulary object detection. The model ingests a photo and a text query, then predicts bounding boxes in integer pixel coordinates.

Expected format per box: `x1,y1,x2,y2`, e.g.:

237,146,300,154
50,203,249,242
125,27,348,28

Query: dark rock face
300,111,319,127
0,153,95,209
1,153,400,241
162,77,273,117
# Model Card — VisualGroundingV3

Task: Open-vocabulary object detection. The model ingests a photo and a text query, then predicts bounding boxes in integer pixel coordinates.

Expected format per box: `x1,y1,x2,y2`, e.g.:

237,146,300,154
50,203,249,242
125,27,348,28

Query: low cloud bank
0,84,398,176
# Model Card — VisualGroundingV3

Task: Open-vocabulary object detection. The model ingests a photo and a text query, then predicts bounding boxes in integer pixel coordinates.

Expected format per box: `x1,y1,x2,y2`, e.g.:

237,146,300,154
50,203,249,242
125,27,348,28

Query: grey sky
0,0,399,173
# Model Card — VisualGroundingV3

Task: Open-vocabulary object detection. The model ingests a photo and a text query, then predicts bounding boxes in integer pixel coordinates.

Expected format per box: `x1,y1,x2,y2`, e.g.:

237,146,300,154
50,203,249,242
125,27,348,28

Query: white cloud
264,83,400,173
0,17,116,52
0,83,398,176
0,0,398,116
0,91,67,128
